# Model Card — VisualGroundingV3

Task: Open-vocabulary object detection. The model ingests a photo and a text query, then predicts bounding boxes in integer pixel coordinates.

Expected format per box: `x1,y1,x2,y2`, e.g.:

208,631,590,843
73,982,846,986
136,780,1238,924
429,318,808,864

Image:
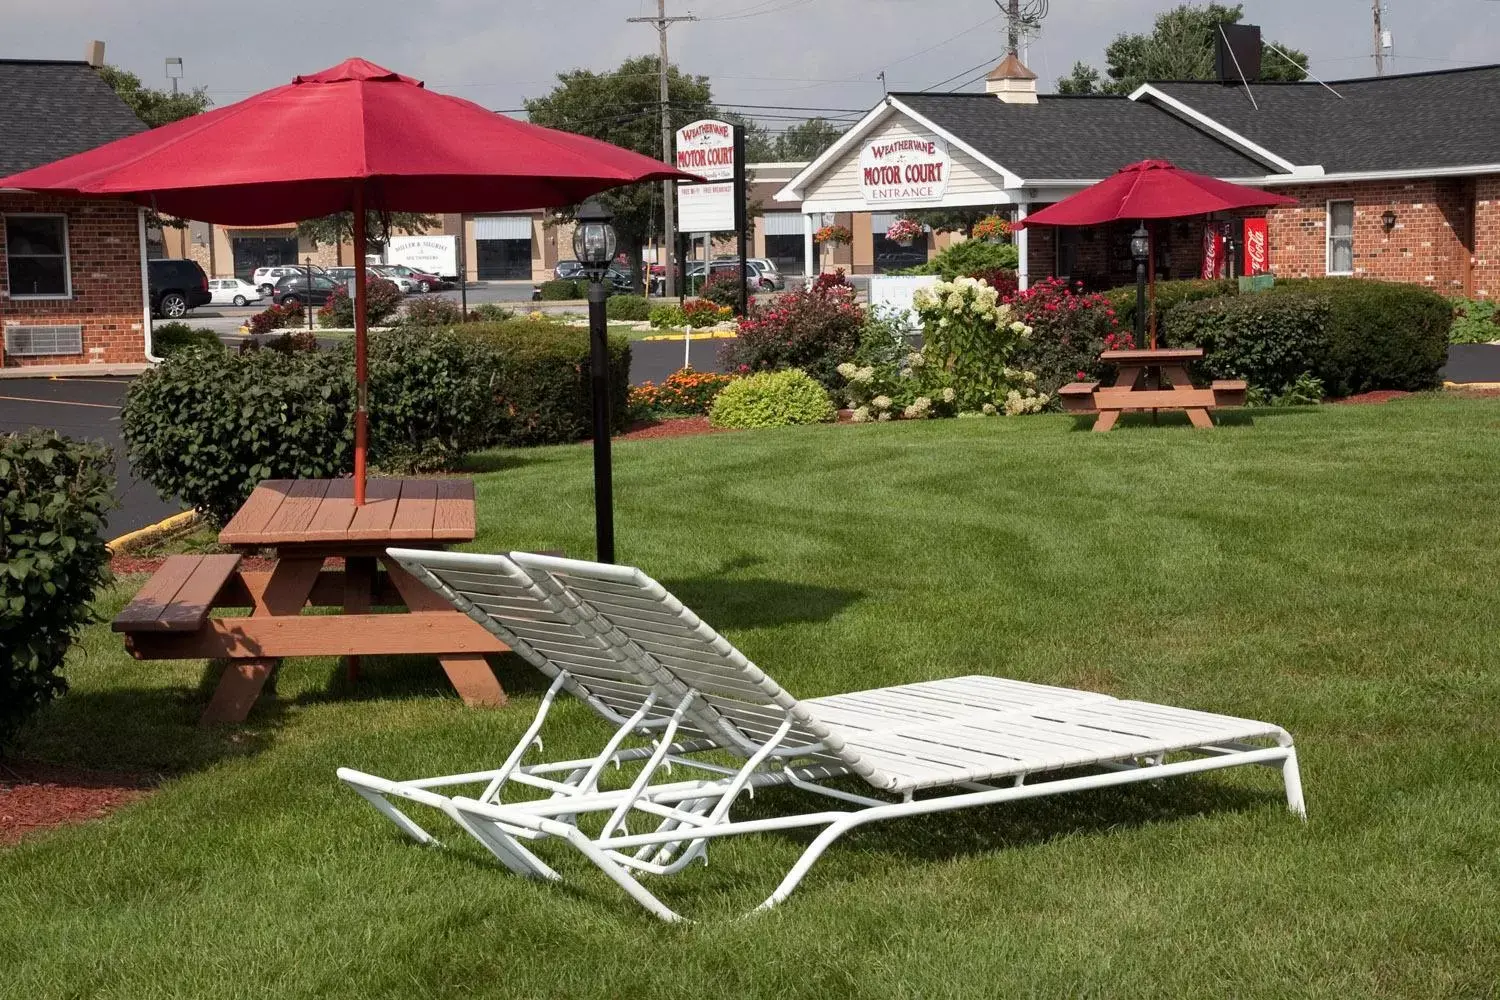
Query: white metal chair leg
342,779,441,846
1282,747,1307,819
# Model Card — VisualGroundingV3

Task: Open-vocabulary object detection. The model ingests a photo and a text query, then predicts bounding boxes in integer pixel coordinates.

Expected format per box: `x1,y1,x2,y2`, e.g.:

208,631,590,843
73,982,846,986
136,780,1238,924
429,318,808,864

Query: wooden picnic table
1059,347,1246,432
114,478,510,724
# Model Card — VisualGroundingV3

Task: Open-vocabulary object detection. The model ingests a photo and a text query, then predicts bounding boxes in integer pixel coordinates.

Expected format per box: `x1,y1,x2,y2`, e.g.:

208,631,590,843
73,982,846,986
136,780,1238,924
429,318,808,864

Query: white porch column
1016,202,1030,292
803,213,816,285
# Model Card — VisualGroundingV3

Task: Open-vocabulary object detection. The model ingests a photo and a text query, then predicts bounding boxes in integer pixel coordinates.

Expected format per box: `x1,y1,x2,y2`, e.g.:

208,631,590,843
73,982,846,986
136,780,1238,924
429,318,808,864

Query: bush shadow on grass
459,449,572,476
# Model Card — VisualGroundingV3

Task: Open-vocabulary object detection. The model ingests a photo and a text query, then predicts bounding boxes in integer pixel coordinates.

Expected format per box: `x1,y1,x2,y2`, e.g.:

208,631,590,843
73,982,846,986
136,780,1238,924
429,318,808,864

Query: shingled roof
0,60,146,175
1148,64,1500,173
892,92,1281,181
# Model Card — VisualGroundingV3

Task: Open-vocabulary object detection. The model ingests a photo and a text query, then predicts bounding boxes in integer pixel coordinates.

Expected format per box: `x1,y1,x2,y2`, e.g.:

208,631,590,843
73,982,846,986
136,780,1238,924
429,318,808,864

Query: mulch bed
0,762,155,847
111,552,278,576
1330,390,1413,405
615,417,732,441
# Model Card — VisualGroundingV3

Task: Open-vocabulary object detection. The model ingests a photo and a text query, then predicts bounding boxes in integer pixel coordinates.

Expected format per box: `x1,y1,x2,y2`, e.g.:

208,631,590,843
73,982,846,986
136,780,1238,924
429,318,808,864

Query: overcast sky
9,0,1500,131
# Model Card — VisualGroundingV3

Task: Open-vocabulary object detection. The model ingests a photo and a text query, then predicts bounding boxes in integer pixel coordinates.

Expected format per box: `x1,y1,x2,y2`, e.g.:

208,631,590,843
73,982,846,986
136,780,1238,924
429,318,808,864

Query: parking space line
0,395,121,409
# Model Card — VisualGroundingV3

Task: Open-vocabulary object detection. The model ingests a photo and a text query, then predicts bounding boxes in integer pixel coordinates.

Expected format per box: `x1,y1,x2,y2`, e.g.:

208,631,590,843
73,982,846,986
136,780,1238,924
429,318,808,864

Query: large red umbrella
0,58,697,505
1014,160,1295,348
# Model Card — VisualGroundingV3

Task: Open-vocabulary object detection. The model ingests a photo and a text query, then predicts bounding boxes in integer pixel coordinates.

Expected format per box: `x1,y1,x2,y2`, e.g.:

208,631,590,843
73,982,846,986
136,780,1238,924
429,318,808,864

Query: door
232,237,299,282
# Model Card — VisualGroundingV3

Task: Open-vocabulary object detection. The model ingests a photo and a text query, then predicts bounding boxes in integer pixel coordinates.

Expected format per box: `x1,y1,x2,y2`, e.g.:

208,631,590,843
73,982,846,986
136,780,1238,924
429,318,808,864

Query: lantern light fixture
1130,224,1150,263
573,199,617,280
1382,209,1398,232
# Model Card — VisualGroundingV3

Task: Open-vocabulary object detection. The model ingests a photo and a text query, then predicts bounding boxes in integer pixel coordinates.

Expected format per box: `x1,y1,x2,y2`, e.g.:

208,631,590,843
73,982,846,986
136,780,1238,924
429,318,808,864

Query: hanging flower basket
886,218,924,247
971,215,1012,243
814,224,853,247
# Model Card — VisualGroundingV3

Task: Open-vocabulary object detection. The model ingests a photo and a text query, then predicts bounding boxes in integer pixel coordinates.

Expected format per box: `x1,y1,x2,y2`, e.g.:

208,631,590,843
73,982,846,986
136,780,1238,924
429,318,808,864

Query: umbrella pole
353,188,368,506
1148,223,1158,351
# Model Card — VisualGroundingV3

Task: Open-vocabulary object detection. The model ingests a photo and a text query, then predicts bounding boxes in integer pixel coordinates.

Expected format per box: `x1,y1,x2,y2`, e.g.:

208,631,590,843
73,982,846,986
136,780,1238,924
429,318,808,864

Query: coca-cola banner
1243,217,1269,275
1201,224,1223,280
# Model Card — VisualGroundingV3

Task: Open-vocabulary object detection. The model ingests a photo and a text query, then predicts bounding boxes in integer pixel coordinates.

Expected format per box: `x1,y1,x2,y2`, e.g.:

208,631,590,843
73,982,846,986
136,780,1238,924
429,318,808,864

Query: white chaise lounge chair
341,550,1305,922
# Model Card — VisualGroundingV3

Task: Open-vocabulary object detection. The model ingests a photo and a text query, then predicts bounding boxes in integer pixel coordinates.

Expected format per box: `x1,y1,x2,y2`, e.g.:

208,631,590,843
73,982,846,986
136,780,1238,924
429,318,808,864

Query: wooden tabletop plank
218,479,295,545
262,478,332,539
390,479,438,540
347,479,403,540
112,555,203,631
301,478,359,542
153,555,243,632
1100,348,1204,363
433,478,477,542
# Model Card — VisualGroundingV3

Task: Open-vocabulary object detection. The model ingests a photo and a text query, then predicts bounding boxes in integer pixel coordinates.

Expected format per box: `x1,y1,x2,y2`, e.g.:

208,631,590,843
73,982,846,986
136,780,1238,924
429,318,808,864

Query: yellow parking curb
639,331,740,342
106,509,200,555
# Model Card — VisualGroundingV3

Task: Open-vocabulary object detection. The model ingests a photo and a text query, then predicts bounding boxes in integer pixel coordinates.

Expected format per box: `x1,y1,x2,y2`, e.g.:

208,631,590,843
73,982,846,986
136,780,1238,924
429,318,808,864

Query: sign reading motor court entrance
859,132,951,206
676,119,736,233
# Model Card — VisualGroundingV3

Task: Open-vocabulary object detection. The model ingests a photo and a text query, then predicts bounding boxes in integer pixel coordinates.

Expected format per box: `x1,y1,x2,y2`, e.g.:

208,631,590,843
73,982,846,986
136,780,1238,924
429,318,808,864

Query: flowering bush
403,295,464,328
699,270,745,312
319,277,402,328
837,353,959,422
814,224,852,246
247,301,304,335
649,304,688,329
971,215,1011,241
630,368,739,417
683,299,731,328
915,276,1047,414
1006,277,1127,398
886,218,924,244
812,269,852,295
722,280,863,390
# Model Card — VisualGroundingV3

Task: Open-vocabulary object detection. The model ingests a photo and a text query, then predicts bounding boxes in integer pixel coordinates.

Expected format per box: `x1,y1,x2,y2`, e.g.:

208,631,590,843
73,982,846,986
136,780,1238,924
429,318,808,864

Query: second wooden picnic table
120,478,510,723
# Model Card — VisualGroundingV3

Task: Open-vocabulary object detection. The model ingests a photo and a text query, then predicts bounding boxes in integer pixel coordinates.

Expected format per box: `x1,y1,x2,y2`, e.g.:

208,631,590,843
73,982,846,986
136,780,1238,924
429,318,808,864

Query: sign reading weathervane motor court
676,119,736,233
859,132,951,206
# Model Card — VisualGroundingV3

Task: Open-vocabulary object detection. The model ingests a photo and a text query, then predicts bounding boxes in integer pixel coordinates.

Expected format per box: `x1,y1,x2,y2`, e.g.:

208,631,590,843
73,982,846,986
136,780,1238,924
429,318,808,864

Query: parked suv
147,258,212,318
271,272,342,307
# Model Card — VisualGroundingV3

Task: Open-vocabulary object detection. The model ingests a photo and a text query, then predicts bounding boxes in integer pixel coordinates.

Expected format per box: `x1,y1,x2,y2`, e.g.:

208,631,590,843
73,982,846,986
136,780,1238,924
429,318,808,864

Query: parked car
368,264,417,294
675,259,781,294
208,277,262,307
252,265,322,297
554,259,586,280
379,263,447,292
147,258,212,318
875,248,928,271
271,272,342,307
715,256,784,285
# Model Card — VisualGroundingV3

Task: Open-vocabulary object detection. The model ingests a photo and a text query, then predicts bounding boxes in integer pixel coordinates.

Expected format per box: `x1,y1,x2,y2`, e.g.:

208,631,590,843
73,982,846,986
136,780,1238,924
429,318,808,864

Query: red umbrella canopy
1014,159,1295,229
0,57,698,224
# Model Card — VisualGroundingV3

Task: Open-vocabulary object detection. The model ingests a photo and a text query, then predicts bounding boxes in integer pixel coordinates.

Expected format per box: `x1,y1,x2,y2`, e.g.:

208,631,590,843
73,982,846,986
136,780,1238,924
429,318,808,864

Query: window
4,214,71,298
1326,200,1355,276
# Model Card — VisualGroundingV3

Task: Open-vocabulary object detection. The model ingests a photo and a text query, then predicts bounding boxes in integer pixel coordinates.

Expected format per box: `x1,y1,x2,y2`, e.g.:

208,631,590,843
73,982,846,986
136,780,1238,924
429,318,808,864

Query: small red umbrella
1014,160,1295,348
0,58,697,504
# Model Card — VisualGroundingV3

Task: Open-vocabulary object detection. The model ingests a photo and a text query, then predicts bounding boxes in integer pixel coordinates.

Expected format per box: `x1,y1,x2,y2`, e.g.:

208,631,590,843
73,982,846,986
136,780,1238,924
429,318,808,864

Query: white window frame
3,212,73,300
1325,200,1355,277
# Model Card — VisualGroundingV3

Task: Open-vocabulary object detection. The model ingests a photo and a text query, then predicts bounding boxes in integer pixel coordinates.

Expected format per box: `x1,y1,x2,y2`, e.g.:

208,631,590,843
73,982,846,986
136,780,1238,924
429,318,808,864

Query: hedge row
1113,277,1452,395
123,322,631,525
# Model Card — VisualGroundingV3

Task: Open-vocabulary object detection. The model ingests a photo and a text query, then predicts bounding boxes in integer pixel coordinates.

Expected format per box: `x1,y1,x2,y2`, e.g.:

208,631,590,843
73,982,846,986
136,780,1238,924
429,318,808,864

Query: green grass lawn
4,397,1500,998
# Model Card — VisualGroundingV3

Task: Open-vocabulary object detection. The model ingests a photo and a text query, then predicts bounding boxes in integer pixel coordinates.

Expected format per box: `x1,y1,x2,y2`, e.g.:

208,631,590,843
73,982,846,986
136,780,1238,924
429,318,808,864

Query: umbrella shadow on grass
660,573,863,632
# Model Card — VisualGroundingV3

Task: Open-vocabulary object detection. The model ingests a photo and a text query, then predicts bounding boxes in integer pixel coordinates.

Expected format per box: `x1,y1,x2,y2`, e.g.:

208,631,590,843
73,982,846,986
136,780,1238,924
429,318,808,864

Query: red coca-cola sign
1201,225,1223,280
1243,218,1269,275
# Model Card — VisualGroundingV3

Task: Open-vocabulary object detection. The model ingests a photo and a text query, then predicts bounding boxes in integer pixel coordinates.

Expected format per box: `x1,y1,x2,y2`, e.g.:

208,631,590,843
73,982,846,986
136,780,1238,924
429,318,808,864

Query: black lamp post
1223,229,1238,281
1130,224,1150,347
574,199,618,564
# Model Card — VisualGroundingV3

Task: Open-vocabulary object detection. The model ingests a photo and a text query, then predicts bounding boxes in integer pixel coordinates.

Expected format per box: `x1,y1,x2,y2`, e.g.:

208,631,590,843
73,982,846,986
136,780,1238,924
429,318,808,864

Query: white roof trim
1128,84,1305,175
1257,163,1500,184
774,96,1023,204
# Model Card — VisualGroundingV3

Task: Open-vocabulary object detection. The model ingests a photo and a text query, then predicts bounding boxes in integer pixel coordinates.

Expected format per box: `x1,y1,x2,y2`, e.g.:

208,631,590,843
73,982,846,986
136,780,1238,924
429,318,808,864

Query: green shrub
1163,295,1332,395
122,349,352,526
899,239,1018,279
723,284,863,390
1267,279,1451,394
466,303,514,323
1449,298,1499,344
709,368,836,429
0,430,115,745
606,295,650,322
337,328,497,474
649,304,687,329
461,320,631,446
699,271,745,312
538,279,586,301
318,277,403,328
152,322,222,357
684,299,728,328
1105,279,1237,334
402,295,465,328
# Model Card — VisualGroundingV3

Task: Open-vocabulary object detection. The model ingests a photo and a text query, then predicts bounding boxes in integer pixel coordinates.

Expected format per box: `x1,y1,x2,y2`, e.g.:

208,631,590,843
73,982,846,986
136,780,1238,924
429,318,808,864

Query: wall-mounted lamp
1382,209,1398,232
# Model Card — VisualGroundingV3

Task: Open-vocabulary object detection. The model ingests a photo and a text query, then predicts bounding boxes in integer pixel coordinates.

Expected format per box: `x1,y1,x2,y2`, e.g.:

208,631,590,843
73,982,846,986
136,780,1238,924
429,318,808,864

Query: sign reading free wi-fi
676,119,736,233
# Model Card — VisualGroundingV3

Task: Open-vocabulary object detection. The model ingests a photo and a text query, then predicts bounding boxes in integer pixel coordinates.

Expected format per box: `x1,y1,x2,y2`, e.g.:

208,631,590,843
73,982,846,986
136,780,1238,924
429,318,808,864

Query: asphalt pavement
0,377,184,536
1442,344,1500,382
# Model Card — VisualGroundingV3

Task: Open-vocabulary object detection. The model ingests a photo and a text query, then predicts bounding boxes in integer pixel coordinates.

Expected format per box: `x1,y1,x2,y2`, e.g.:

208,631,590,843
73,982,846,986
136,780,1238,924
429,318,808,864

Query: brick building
0,53,151,369
777,52,1500,299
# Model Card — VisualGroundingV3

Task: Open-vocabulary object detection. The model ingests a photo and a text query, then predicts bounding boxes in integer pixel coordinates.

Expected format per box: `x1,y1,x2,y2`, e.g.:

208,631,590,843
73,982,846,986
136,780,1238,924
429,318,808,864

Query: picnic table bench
113,478,511,725
1059,347,1246,432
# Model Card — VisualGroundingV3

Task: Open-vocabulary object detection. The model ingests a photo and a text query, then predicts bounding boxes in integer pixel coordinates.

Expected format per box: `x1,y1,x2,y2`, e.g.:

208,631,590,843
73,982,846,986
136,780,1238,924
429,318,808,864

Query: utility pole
1007,0,1020,57
628,1,696,297
1372,1,1385,76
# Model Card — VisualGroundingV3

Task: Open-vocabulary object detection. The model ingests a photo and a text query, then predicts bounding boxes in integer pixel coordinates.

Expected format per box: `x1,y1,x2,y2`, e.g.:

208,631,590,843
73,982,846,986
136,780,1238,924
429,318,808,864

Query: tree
296,212,441,256
1063,3,1308,96
771,118,847,161
525,56,720,292
1056,61,1101,96
98,65,212,128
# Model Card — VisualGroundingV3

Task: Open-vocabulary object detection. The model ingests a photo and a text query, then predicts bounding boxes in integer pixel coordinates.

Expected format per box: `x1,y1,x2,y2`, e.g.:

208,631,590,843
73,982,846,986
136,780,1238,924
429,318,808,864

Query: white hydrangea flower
902,403,920,419
945,292,964,311
854,366,875,384
907,352,925,368
1010,321,1028,335
852,406,872,423
877,411,893,422
872,395,892,411
942,387,956,403
836,362,857,379
981,403,997,416
1024,370,1038,385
